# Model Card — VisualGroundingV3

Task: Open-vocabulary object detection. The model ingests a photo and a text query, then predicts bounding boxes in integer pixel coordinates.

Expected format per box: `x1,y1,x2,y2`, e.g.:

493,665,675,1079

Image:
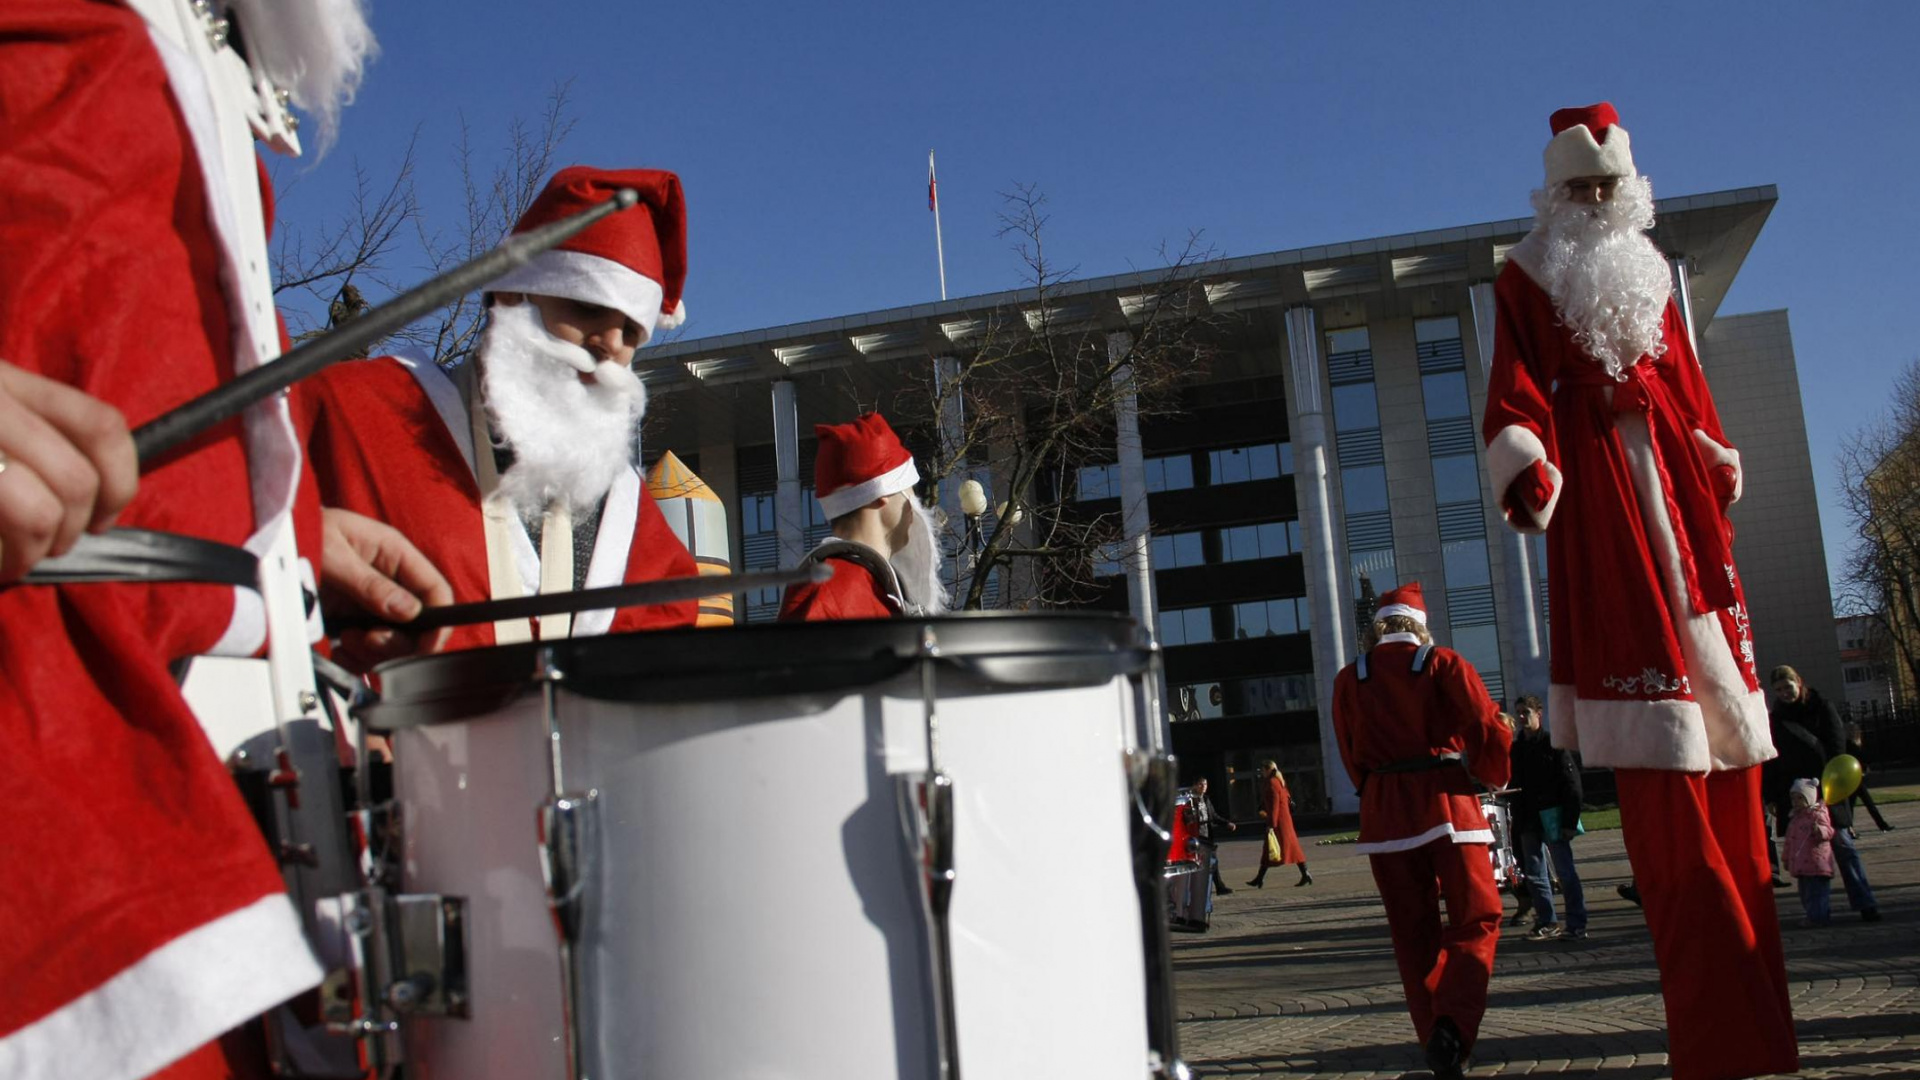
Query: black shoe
1562,927,1589,941
1425,1016,1467,1080
1879,823,1896,832
1770,872,1791,887
1862,908,1882,923
1246,878,1265,889
1528,922,1562,940
1296,870,1314,886
1617,883,1642,907
1214,885,1233,895
1506,909,1527,927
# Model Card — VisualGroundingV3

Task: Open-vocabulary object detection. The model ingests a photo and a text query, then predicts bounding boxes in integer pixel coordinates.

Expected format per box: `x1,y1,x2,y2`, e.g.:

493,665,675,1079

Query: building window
1331,384,1380,432
1431,454,1481,506
1420,370,1471,420
1174,673,1315,720
1231,597,1308,638
1208,443,1290,484
1350,546,1398,600
1342,465,1389,515
1442,538,1493,589
1150,531,1206,569
1218,521,1296,562
1078,463,1118,501
1158,606,1215,646
1144,454,1195,493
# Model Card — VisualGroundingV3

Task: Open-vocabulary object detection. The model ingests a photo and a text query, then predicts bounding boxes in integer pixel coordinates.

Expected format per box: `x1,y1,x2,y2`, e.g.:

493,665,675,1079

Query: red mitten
1503,460,1555,520
1711,464,1739,506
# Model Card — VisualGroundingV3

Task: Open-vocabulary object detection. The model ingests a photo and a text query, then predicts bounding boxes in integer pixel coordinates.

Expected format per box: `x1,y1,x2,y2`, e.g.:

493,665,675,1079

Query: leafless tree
270,84,577,366
1836,358,1920,706
881,185,1220,610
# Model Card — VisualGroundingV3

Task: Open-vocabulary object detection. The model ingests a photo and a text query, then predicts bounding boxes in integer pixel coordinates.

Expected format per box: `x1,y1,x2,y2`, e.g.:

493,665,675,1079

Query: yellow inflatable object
1820,754,1864,807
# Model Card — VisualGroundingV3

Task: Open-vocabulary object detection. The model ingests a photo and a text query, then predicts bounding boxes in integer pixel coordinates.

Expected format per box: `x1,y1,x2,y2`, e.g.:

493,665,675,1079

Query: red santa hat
1374,582,1428,625
1543,102,1637,188
814,412,920,519
486,166,687,344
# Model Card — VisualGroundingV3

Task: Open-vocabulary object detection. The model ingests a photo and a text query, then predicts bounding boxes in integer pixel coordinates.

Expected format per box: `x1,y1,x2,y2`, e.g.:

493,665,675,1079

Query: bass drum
366,612,1157,1080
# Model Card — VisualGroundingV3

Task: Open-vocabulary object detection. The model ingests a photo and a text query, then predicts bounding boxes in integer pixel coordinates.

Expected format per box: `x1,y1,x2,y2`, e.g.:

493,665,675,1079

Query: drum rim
363,609,1150,728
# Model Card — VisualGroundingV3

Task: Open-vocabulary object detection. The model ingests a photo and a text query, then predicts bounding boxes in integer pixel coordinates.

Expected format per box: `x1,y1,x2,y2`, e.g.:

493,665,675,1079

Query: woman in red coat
1249,760,1312,886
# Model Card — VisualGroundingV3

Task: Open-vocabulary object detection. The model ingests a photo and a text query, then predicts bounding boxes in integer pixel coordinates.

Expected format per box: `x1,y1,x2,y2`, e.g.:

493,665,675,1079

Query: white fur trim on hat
1544,122,1636,187
1375,603,1427,625
816,457,920,520
488,248,665,345
657,302,686,331
1486,423,1563,534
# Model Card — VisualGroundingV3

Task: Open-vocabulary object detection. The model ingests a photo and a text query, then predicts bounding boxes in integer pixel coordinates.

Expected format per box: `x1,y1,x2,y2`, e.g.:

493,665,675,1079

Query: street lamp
958,479,988,563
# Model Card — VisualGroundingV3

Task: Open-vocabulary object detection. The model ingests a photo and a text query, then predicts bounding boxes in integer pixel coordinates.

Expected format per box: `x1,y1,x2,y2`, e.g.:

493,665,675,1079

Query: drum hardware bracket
1123,744,1191,1080
895,625,962,1080
314,889,470,1076
536,643,597,1080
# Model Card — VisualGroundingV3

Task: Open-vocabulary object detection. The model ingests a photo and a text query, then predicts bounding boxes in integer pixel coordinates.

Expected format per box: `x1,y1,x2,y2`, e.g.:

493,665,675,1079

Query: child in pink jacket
1784,778,1835,927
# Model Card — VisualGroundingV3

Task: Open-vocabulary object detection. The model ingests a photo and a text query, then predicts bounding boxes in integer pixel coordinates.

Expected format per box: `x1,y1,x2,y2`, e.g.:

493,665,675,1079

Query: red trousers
1368,839,1502,1050
1616,766,1798,1080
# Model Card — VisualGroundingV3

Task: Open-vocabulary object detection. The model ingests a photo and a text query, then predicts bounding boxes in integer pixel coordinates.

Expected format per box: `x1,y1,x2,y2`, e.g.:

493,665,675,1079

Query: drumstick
332,561,833,633
132,189,642,464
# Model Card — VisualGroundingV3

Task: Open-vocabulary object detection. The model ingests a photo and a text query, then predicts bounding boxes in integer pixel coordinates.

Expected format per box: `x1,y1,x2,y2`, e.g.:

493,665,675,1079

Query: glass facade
1328,326,1397,606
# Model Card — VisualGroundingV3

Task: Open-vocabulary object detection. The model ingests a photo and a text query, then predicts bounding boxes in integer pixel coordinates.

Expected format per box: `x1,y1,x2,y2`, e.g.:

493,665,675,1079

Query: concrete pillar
1284,306,1356,814
772,380,806,566
1468,282,1548,700
1670,257,1698,358
1110,332,1157,636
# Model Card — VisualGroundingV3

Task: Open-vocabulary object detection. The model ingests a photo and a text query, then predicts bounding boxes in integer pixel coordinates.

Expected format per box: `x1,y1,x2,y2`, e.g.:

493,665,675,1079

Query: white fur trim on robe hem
816,457,920,519
0,894,321,1080
1549,687,1772,773
1486,424,1563,534
1354,822,1493,855
1691,428,1743,506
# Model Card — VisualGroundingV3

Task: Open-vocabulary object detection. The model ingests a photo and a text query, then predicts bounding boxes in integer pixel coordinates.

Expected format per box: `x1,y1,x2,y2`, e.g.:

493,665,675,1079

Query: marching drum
1480,791,1526,895
1164,791,1211,933
360,612,1182,1079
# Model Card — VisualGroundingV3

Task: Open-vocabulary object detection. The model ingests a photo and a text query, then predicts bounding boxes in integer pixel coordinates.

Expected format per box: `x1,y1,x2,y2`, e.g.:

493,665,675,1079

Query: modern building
1837,614,1900,720
635,184,1839,816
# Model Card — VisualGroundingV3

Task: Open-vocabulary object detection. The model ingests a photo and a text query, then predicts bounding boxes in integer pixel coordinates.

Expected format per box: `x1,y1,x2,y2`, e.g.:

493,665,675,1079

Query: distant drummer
1330,583,1512,1080
780,411,949,620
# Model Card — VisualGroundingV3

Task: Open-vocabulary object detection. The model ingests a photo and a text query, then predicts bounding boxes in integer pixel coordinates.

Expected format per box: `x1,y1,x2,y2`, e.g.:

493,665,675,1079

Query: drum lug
1124,749,1190,1080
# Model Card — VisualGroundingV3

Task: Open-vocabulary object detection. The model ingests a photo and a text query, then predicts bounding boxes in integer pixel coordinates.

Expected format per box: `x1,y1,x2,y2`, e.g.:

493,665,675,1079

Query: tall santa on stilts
1482,103,1796,1078
1332,584,1510,1080
303,167,700,651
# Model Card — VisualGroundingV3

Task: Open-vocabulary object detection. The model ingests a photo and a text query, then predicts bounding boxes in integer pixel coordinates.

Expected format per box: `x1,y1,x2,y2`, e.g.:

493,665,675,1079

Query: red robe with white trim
300,356,698,650
778,557,899,621
1332,639,1511,852
0,1,321,1070
1483,247,1770,774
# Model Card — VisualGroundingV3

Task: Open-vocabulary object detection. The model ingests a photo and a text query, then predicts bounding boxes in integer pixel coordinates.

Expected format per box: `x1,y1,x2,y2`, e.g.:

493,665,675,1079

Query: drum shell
385,616,1152,1079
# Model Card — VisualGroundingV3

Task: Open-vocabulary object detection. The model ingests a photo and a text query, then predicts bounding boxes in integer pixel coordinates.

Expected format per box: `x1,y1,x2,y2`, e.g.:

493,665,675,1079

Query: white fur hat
1544,102,1637,187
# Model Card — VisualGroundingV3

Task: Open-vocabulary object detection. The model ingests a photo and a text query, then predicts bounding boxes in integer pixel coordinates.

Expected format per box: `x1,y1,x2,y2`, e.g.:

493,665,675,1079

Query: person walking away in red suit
1332,583,1511,1080
779,411,948,621
1246,760,1311,887
303,168,700,652
1481,102,1794,1080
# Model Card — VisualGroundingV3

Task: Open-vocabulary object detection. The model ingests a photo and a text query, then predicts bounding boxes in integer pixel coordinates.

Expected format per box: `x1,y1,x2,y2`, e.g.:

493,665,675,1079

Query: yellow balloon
1821,754,1864,806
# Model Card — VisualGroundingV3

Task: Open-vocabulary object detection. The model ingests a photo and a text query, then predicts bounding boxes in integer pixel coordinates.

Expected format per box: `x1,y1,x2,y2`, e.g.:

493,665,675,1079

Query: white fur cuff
816,458,920,519
1486,424,1562,534
1692,429,1743,506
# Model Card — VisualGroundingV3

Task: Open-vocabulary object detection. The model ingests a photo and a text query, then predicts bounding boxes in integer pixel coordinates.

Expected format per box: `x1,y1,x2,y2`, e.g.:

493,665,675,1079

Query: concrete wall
1702,310,1844,700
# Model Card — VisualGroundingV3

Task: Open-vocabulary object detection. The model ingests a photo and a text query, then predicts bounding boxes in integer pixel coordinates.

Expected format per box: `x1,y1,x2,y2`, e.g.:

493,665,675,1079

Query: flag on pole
928,153,938,211
929,149,948,301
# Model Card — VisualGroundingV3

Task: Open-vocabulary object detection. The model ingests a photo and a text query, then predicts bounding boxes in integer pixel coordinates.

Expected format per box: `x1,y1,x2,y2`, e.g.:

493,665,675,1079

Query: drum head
364,610,1148,728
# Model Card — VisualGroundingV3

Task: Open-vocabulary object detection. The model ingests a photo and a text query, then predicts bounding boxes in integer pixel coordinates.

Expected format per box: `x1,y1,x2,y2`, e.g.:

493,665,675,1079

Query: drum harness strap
1354,642,1464,795
799,538,914,614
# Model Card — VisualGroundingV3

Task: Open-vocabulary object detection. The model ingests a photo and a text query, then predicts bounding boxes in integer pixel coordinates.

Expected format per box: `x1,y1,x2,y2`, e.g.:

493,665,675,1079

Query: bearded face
1530,174,1672,380
227,0,377,155
478,301,647,516
890,493,950,616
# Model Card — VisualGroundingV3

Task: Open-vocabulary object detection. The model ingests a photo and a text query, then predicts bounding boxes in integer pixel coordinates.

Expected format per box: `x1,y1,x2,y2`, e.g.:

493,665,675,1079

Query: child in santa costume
303,167,701,650
1332,583,1510,1080
1482,103,1795,1079
779,411,947,620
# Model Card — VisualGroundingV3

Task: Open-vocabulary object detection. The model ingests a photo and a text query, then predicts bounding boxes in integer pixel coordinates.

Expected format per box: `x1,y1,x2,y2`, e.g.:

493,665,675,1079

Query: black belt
1358,752,1464,795
13,528,258,588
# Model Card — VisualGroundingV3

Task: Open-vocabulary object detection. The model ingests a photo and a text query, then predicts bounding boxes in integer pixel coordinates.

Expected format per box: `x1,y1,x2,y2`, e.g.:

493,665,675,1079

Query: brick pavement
1172,798,1919,1078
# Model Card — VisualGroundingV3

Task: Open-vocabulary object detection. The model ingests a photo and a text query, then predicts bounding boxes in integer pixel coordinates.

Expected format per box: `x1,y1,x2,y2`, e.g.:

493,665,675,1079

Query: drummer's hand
321,507,454,671
0,361,139,581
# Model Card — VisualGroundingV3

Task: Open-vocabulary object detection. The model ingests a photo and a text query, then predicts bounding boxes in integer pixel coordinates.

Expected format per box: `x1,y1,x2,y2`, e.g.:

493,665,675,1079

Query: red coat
1483,245,1769,774
779,556,899,621
0,0,319,1066
1258,774,1307,866
1332,638,1511,853
301,356,698,649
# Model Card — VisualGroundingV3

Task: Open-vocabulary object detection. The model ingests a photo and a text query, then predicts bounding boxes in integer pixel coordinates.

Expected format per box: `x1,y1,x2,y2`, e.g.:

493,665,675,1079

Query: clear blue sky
282,1,1920,600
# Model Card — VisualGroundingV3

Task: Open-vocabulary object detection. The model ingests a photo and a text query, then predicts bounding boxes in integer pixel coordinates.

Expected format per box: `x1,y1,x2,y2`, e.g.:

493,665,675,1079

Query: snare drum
365,612,1165,1079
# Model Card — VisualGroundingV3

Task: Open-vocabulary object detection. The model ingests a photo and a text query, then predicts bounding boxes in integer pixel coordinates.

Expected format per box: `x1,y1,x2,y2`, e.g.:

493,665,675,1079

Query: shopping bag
1264,828,1284,864
1539,806,1585,838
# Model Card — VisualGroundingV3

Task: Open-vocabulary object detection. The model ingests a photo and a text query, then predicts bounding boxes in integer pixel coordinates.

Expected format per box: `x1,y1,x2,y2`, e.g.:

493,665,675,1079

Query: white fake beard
478,303,647,516
227,0,377,155
1531,174,1671,379
891,496,950,615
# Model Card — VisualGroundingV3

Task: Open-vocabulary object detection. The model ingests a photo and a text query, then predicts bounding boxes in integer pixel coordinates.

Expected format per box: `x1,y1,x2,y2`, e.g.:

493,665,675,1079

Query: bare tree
883,185,1219,610
1836,358,1920,707
270,84,576,366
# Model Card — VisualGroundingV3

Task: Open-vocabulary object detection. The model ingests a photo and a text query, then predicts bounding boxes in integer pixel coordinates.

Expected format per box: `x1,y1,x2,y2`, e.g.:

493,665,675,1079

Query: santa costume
303,167,699,648
1482,103,1795,1078
0,0,369,1075
1331,584,1510,1075
779,411,946,621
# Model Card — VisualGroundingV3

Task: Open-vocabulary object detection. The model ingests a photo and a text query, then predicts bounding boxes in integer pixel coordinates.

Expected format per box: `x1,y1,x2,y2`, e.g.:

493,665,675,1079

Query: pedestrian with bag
1248,760,1311,887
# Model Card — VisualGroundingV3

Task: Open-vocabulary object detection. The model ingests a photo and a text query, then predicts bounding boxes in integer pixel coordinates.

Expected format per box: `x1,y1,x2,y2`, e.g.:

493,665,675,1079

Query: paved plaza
1172,795,1920,1079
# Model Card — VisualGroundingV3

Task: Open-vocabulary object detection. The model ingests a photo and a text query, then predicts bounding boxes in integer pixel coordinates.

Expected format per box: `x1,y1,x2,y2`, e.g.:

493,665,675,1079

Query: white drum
365,612,1171,1079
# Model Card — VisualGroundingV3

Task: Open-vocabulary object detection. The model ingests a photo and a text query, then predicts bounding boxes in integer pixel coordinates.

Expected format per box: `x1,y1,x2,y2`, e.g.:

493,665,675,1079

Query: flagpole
930,149,948,301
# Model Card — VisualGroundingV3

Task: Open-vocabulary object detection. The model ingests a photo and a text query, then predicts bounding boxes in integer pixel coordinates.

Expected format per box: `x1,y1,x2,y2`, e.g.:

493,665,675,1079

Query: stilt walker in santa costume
1482,103,1796,1078
0,2,448,1077
1332,584,1510,1080
304,167,701,651
779,411,948,621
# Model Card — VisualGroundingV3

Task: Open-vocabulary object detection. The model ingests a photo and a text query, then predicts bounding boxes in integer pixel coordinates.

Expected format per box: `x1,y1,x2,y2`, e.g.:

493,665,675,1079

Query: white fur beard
227,0,377,155
1532,174,1671,379
891,496,950,615
479,303,646,516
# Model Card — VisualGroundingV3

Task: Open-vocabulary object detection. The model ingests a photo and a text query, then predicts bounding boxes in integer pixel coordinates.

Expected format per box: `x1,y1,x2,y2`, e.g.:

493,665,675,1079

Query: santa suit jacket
1332,636,1512,853
778,550,901,621
1483,238,1770,774
301,355,698,649
0,1,323,1072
